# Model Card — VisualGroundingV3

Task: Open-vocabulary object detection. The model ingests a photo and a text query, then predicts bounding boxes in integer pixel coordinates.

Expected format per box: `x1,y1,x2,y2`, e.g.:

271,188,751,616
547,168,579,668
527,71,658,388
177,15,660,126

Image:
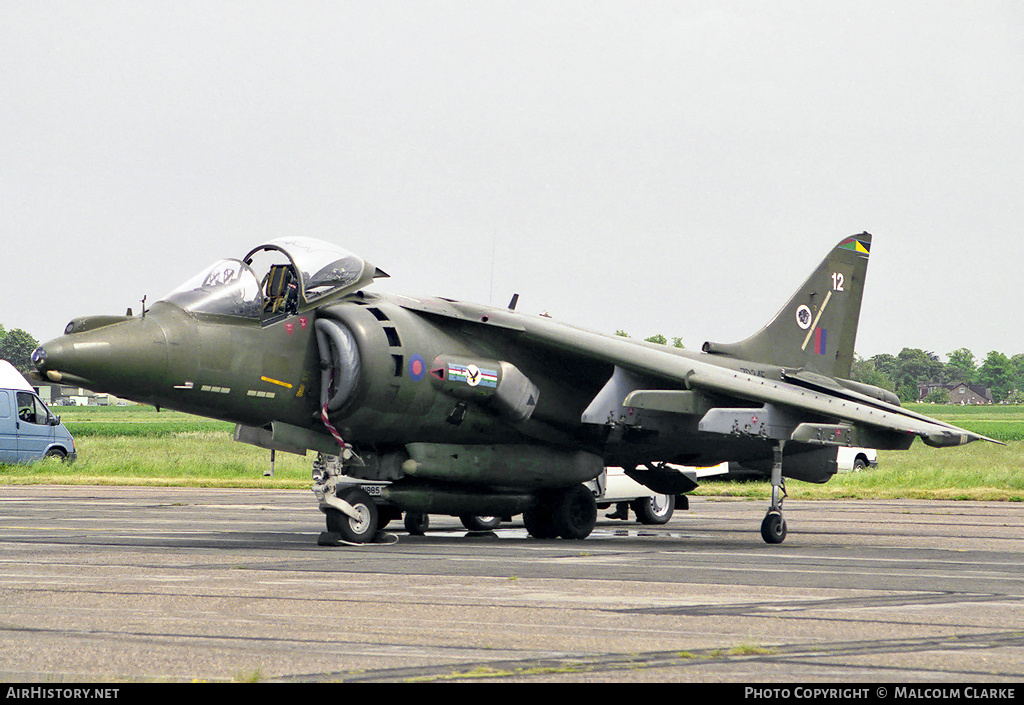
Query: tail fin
701,233,871,379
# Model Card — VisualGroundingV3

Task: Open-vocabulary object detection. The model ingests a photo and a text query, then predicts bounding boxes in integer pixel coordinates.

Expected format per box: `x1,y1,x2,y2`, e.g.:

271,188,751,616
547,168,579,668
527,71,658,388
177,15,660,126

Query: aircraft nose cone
33,315,173,396
30,342,70,384
32,334,99,386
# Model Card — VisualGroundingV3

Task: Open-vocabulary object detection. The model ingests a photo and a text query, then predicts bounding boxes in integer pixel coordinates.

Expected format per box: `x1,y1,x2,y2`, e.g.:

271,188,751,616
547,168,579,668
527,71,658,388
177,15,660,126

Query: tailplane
702,233,871,379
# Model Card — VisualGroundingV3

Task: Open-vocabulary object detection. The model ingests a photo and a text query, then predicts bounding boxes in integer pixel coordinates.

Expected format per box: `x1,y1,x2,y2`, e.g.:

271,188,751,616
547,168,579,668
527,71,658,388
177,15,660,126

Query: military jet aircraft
31,233,998,544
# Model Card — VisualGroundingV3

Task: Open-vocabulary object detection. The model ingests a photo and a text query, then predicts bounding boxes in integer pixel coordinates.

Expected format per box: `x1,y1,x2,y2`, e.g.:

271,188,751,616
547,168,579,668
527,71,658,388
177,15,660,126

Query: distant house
918,381,992,405
33,382,120,406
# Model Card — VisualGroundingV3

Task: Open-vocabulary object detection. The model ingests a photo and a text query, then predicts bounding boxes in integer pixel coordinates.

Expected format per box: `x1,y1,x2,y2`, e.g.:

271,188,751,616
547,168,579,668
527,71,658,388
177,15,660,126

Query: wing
398,294,997,448
516,314,999,448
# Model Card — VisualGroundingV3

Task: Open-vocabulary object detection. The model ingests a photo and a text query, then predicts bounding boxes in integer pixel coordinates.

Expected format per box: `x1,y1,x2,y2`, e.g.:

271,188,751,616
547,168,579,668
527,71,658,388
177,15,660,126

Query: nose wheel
324,486,379,543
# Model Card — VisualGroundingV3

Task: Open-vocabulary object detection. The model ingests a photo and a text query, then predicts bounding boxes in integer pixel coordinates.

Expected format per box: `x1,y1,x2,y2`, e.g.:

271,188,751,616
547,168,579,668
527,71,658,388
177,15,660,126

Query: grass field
0,405,314,489
0,403,1022,500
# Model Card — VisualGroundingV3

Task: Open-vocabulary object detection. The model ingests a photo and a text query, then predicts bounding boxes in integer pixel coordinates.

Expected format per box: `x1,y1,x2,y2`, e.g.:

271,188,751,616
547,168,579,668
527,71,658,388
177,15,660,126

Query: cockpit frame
160,237,389,323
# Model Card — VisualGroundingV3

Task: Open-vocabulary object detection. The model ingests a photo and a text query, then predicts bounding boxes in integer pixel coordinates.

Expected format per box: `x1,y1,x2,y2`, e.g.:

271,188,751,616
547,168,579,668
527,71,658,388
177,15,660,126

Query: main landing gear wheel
404,511,429,535
523,506,559,539
760,511,787,544
525,484,598,540
325,486,379,543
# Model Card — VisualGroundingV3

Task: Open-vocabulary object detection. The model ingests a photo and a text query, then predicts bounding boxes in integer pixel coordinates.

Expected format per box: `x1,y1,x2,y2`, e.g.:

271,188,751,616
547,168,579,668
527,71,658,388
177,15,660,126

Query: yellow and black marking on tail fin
702,233,871,378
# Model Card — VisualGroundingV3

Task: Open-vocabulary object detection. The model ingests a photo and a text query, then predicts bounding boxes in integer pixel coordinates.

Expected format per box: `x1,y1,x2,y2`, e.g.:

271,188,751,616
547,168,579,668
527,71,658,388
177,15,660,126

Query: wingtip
921,429,1005,448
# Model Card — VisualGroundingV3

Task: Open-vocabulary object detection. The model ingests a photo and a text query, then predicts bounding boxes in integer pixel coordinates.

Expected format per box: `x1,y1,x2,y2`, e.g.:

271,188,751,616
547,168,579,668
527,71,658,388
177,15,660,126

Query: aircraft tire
523,507,559,539
403,511,429,535
631,494,675,525
760,511,787,544
460,515,501,531
550,484,598,540
326,487,379,543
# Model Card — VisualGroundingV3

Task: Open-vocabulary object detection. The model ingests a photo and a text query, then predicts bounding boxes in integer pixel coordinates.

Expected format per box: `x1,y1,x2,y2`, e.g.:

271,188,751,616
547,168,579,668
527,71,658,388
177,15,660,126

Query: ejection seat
263,264,298,316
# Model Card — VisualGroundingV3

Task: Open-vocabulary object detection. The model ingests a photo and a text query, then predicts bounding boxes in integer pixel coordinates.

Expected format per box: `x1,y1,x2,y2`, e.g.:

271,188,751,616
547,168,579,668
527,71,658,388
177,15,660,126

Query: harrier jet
32,233,996,544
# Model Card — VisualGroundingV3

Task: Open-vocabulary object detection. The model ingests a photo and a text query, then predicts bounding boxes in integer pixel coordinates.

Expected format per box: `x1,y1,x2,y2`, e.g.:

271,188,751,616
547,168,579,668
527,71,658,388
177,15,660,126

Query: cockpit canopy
161,237,388,320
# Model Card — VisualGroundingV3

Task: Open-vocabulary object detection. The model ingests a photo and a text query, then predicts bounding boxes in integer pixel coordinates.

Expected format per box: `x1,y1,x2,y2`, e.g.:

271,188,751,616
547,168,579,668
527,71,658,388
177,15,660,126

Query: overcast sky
3,1,1022,363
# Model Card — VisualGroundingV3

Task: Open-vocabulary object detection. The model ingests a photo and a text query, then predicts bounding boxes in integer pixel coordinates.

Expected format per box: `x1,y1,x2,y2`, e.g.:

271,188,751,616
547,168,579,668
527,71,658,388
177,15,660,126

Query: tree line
851,348,1024,404
621,331,1023,405
0,325,39,376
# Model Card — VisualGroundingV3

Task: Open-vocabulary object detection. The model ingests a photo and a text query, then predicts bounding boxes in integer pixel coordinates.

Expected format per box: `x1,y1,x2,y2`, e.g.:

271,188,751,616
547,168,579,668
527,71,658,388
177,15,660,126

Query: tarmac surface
0,485,1022,683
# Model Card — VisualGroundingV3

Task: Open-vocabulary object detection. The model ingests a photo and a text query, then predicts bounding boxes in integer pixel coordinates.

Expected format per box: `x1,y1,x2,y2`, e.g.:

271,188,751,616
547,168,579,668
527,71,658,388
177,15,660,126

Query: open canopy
161,237,388,319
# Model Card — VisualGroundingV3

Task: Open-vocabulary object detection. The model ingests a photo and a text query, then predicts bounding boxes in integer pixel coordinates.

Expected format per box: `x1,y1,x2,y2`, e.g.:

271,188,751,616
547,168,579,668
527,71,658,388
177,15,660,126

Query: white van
590,467,680,524
591,464,728,525
837,446,877,472
0,360,76,464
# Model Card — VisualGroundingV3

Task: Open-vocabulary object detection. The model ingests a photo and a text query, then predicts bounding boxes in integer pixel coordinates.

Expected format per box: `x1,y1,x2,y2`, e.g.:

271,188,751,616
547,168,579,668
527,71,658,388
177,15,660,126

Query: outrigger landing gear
760,441,788,544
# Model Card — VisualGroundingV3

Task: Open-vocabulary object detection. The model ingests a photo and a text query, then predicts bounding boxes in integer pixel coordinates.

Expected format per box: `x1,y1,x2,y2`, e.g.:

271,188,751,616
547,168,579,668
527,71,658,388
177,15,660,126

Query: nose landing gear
323,485,379,543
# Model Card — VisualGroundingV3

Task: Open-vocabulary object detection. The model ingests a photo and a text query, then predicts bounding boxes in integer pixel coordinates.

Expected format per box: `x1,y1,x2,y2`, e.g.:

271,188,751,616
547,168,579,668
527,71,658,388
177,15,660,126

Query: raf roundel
408,353,426,381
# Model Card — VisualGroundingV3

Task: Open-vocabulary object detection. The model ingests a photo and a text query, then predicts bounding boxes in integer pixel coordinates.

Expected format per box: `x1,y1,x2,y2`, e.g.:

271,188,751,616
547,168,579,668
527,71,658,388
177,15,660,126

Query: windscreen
161,259,263,319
